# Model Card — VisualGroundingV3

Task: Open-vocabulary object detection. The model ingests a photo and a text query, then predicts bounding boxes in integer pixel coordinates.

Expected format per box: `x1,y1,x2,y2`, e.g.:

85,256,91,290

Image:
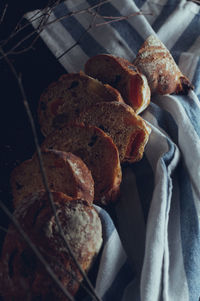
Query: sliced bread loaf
10,149,94,208
84,54,151,114
0,191,102,300
41,123,122,206
38,71,124,137
76,101,151,163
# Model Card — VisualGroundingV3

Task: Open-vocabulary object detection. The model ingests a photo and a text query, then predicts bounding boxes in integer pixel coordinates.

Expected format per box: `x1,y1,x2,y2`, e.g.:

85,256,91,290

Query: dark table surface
0,1,66,243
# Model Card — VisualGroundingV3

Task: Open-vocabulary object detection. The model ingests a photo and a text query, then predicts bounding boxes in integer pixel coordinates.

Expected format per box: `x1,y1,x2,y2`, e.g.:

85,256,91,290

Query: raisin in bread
38,71,124,137
76,101,151,163
85,54,151,114
0,191,103,300
10,149,94,208
133,35,193,95
41,123,122,206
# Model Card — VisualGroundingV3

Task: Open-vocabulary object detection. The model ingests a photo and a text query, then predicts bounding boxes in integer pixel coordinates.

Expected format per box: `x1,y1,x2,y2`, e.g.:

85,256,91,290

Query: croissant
134,35,193,95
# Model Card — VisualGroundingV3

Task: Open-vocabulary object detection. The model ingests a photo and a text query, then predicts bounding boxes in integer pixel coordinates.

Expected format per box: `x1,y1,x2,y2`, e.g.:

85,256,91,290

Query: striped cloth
26,0,200,300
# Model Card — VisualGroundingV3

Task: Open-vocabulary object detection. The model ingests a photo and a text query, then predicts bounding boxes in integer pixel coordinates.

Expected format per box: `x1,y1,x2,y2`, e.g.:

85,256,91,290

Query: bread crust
133,35,193,95
76,101,151,163
41,123,122,205
0,191,103,300
38,72,124,137
10,149,94,208
85,54,151,114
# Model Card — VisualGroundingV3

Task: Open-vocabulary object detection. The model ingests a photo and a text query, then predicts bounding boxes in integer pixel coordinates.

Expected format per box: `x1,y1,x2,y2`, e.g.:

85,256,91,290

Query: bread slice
133,35,193,95
84,54,151,114
0,191,103,300
10,149,94,208
41,123,122,206
38,71,124,137
76,101,151,163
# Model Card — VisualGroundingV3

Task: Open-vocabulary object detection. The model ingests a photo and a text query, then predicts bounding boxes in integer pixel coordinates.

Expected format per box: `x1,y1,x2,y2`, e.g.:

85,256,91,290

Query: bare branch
0,0,111,59
93,11,153,27
0,45,101,301
0,225,14,234
0,3,8,25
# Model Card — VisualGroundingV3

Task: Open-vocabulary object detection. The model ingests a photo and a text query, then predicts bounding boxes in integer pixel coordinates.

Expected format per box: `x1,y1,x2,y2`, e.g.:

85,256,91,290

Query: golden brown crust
0,191,103,300
41,123,122,206
76,101,151,163
38,72,124,137
84,54,151,114
133,35,193,95
10,149,94,208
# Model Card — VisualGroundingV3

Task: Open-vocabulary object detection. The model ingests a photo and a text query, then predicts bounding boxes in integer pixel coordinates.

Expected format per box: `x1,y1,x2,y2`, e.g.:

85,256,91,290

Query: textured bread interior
38,72,123,136
10,149,94,207
41,124,121,204
85,55,129,94
77,101,150,162
84,54,150,112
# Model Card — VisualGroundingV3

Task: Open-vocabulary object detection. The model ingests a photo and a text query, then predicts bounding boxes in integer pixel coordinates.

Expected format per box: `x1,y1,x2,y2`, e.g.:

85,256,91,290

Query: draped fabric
26,1,200,300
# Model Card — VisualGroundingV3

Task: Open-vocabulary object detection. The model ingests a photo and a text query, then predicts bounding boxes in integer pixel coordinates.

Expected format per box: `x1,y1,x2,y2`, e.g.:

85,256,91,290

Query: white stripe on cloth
94,228,127,298
111,0,155,40
178,53,199,83
26,10,89,72
167,174,190,301
140,125,180,301
157,1,199,49
139,0,168,26
64,0,135,60
153,94,200,197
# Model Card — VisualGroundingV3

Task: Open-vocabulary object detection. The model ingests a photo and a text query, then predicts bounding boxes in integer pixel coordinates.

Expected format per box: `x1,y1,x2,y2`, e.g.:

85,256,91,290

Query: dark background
0,1,66,243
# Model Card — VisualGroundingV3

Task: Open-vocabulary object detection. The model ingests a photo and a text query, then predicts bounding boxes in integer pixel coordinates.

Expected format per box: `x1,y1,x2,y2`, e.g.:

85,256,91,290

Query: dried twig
0,44,101,301
0,0,109,57
0,3,8,25
0,224,14,233
94,11,145,27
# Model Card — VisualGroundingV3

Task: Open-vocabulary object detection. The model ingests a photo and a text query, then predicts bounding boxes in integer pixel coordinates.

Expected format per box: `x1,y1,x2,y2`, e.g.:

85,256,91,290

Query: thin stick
56,1,101,60
0,46,101,301
94,11,152,27
0,3,8,25
0,0,110,58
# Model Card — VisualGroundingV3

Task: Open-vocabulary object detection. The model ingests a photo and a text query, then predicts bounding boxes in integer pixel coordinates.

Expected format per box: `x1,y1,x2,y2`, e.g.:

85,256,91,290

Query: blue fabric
27,1,200,300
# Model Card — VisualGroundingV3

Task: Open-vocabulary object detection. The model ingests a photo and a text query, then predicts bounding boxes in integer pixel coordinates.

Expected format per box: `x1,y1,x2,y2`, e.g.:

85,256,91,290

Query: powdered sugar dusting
67,160,86,184
146,35,164,47
139,48,165,60
45,202,102,258
135,35,182,93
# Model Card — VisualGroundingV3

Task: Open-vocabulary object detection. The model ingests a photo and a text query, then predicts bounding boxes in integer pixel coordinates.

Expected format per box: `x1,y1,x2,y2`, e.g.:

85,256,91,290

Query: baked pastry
38,71,124,137
10,149,94,208
41,123,122,206
84,54,151,114
0,191,103,300
133,35,193,95
76,101,151,163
